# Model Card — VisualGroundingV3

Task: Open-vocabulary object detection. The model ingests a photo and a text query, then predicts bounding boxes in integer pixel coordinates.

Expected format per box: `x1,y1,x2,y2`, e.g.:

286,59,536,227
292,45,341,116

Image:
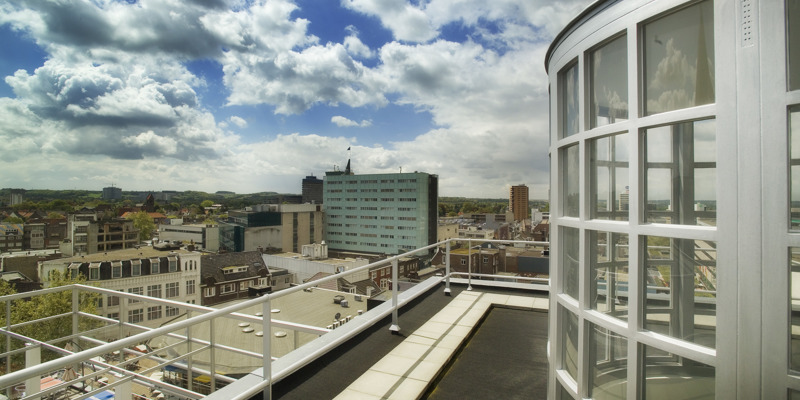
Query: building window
562,227,579,300
461,259,466,265
107,313,119,321
68,263,81,279
128,309,143,324
111,261,122,278
89,263,100,280
380,279,388,289
147,306,162,321
258,277,268,286
591,132,629,220
643,0,714,116
166,282,179,298
204,287,215,297
147,284,161,298
590,231,629,321
132,260,141,276
791,247,800,371
107,295,119,307
166,306,179,318
790,0,800,91
150,258,160,274
129,287,142,303
168,257,178,272
589,324,627,400
643,236,717,348
590,34,627,128
791,106,800,230
643,119,716,225
561,308,578,382
220,284,235,294
240,280,249,291
186,280,196,295
643,344,714,398
560,60,579,137
562,144,579,217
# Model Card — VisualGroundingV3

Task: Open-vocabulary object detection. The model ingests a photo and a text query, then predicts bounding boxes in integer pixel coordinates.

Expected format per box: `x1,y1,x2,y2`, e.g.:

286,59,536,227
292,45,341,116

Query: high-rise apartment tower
509,184,529,221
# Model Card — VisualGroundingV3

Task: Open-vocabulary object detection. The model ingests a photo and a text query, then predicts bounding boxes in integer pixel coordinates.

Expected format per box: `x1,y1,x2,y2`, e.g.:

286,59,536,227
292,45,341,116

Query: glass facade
590,35,628,128
642,1,714,116
591,133,629,220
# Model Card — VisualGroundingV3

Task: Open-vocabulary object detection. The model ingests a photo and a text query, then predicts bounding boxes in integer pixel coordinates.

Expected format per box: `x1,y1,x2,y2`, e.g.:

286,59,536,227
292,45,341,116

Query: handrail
0,237,550,400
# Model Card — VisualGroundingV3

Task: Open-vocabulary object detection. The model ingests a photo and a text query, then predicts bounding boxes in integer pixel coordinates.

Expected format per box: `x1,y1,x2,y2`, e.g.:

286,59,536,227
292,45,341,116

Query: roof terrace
0,239,550,400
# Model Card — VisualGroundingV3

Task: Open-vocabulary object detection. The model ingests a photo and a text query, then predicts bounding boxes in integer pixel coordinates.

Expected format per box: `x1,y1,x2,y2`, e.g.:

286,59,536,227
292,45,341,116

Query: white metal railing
0,238,549,400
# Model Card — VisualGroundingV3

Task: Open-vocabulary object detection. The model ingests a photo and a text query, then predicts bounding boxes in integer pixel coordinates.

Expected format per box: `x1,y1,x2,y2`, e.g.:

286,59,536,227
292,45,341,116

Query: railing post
262,295,272,400
186,310,194,393
467,239,473,291
389,259,400,334
24,343,40,400
72,288,79,340
444,240,451,296
209,319,216,392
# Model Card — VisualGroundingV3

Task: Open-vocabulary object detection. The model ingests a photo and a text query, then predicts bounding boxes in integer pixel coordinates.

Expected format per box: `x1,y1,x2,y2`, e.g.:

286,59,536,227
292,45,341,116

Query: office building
323,170,438,255
301,175,324,204
102,186,122,201
510,184,529,221
546,0,795,398
219,204,322,253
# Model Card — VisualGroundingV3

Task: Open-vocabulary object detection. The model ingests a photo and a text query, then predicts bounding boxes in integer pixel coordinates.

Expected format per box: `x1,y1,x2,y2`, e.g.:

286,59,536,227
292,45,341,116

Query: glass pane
590,324,628,400
591,133,629,220
791,107,800,230
644,120,717,226
590,231,630,321
563,144,580,217
561,62,580,137
643,344,715,399
562,308,579,381
643,236,717,349
790,0,800,91
791,247,800,372
643,0,715,115
791,389,800,400
591,35,628,128
563,226,580,300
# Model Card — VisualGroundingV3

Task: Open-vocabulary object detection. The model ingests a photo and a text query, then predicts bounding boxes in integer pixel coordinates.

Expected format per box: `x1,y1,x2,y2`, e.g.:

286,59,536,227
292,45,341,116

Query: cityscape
1,0,798,399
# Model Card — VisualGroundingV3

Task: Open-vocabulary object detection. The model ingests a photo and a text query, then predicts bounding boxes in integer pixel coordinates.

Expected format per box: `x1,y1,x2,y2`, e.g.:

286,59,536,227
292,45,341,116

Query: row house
199,251,277,307
39,247,201,331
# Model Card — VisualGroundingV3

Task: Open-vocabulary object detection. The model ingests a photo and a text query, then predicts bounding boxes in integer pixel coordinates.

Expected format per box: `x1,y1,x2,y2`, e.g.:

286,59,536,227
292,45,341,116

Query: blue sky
0,0,590,199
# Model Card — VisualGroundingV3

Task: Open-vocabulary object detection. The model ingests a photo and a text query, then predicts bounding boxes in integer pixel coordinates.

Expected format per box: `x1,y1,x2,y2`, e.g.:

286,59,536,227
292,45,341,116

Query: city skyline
0,0,590,200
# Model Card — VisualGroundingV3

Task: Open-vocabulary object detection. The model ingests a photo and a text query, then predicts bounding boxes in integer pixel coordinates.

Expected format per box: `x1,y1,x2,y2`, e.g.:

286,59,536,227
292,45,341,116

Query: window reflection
643,0,714,115
590,231,630,321
561,61,580,137
562,308,579,381
790,247,800,372
644,119,716,226
590,324,627,400
790,107,800,230
643,344,715,399
591,133,629,220
643,236,717,349
563,144,580,217
563,226,580,300
590,35,628,127
789,0,800,91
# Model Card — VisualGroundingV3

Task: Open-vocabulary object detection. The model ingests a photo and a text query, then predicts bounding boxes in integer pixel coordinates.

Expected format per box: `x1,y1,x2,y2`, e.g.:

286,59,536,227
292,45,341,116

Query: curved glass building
546,0,800,398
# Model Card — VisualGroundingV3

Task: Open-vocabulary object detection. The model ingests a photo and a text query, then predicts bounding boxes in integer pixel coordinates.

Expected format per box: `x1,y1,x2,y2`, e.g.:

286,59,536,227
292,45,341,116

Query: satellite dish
334,312,341,321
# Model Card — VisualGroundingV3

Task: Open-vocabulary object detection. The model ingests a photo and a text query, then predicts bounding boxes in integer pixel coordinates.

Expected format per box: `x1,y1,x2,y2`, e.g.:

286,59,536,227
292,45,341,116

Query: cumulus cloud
229,116,247,128
0,0,591,197
331,116,372,127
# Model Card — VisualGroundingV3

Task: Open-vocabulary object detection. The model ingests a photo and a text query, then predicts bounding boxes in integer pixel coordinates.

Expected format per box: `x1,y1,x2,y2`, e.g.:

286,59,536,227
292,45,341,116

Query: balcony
0,239,549,400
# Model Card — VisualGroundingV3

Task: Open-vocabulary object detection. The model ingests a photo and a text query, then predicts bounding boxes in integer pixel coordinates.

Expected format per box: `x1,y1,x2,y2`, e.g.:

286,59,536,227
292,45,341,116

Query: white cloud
331,116,372,127
229,116,247,128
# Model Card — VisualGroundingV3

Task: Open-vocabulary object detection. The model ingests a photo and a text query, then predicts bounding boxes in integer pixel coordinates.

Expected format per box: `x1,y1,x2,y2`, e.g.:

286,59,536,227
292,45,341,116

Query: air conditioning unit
340,299,349,308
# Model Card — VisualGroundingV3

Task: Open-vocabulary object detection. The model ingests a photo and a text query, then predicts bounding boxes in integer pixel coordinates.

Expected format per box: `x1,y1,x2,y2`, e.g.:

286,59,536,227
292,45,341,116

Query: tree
1,271,101,365
200,200,214,208
2,216,23,223
127,210,156,241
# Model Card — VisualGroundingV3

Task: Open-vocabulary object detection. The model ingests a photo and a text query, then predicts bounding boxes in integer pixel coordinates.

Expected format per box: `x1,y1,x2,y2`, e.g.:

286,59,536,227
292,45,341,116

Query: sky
0,0,591,199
